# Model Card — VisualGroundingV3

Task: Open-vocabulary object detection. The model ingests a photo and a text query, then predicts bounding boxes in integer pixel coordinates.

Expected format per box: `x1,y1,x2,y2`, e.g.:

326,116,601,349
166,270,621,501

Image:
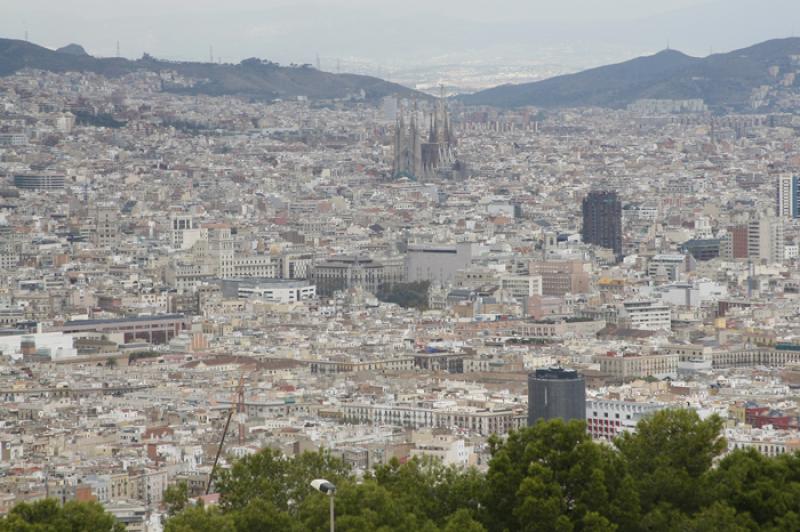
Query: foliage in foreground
6,410,800,532
0,499,125,532
165,410,800,532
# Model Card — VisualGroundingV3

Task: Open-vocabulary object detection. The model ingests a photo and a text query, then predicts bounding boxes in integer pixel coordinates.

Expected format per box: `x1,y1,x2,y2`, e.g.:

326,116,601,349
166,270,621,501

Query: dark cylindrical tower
528,367,586,426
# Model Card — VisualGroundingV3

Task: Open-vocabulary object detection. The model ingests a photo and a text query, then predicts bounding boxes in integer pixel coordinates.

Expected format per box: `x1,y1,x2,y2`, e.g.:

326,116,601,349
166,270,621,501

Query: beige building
593,352,678,380
528,260,590,296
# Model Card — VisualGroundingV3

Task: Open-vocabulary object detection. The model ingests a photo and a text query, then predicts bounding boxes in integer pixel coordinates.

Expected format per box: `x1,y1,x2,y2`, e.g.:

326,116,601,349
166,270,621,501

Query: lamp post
310,479,336,532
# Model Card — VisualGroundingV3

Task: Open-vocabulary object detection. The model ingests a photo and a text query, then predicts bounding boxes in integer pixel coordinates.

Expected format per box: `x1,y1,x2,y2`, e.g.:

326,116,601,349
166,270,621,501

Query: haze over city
3,0,799,84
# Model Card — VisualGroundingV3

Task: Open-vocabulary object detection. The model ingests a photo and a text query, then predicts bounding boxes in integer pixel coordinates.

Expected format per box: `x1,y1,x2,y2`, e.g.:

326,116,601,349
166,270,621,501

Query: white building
171,213,206,250
776,175,799,220
647,253,693,282
500,274,543,301
221,279,316,304
748,212,784,264
618,299,671,331
409,429,474,467
406,242,484,285
586,399,666,441
653,280,728,308
726,427,800,457
0,332,78,361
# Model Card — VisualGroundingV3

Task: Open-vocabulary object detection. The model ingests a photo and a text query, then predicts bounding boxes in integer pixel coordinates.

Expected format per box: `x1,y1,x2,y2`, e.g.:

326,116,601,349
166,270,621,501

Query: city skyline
2,2,800,530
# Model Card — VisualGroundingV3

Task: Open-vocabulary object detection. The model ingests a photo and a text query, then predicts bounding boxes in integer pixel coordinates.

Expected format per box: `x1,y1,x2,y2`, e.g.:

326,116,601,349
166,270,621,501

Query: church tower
392,92,461,179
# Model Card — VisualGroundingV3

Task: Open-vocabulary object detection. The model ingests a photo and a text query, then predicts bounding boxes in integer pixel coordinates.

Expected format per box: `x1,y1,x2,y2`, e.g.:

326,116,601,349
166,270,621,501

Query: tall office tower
776,175,800,220
528,367,586,426
94,205,119,249
206,224,235,278
748,211,784,264
582,190,622,261
720,225,749,259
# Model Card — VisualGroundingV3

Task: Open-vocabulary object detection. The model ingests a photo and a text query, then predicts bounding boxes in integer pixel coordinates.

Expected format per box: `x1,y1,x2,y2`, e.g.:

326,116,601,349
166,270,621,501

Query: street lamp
310,478,336,532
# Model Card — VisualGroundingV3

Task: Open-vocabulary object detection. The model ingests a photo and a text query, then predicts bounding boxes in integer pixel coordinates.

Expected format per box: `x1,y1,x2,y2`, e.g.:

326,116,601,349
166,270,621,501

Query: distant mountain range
0,38,418,101
461,38,800,111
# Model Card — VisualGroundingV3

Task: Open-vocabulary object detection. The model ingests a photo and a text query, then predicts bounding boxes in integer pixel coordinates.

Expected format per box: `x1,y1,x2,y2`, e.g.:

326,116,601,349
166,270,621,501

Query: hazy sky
1,0,797,68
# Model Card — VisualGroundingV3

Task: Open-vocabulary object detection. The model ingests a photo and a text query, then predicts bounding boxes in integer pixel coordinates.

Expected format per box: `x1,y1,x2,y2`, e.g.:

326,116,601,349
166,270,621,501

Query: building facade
592,352,679,380
527,367,586,426
582,190,622,260
311,255,404,296
776,175,800,219
586,399,666,441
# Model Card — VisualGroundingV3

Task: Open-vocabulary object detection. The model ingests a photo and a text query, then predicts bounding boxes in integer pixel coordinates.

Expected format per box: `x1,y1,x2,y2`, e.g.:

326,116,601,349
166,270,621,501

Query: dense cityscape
1,16,800,532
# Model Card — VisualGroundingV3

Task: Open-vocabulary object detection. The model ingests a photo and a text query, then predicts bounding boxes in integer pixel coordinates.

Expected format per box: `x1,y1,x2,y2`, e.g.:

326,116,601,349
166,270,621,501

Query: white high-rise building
171,213,206,250
748,212,784,264
206,224,235,278
776,175,800,220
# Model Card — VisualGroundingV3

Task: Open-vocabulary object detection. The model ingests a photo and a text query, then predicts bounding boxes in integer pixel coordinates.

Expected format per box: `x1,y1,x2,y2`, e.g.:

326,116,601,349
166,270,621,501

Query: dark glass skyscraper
582,190,622,260
528,367,586,426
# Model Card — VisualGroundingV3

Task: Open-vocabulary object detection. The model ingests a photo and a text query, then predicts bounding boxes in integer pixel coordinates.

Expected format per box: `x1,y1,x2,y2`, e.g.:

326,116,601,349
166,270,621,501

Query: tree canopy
172,410,800,531
8,409,800,532
0,499,126,532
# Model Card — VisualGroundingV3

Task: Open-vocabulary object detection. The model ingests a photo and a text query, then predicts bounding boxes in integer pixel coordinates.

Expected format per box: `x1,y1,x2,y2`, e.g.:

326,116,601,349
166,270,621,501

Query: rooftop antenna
116,40,120,58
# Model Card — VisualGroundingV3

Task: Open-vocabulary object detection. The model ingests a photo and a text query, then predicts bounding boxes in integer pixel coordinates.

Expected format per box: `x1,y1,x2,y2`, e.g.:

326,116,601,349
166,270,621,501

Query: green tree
686,501,756,532
0,499,126,532
484,419,639,532
636,503,691,532
230,499,301,532
443,508,487,532
708,449,800,529
615,409,725,516
164,506,235,532
165,499,299,532
214,448,351,513
298,479,438,532
163,481,189,516
371,456,485,526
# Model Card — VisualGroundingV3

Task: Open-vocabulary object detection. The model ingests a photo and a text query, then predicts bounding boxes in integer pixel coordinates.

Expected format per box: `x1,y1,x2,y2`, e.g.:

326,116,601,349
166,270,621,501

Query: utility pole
330,493,335,532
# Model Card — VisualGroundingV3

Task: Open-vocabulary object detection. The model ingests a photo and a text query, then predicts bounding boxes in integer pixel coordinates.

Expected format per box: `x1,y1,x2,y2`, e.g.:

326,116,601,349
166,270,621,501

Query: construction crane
206,373,246,494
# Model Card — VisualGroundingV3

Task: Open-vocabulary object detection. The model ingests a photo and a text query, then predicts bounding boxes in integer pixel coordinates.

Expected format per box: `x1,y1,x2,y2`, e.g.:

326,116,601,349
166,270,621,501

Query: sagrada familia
392,95,464,180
